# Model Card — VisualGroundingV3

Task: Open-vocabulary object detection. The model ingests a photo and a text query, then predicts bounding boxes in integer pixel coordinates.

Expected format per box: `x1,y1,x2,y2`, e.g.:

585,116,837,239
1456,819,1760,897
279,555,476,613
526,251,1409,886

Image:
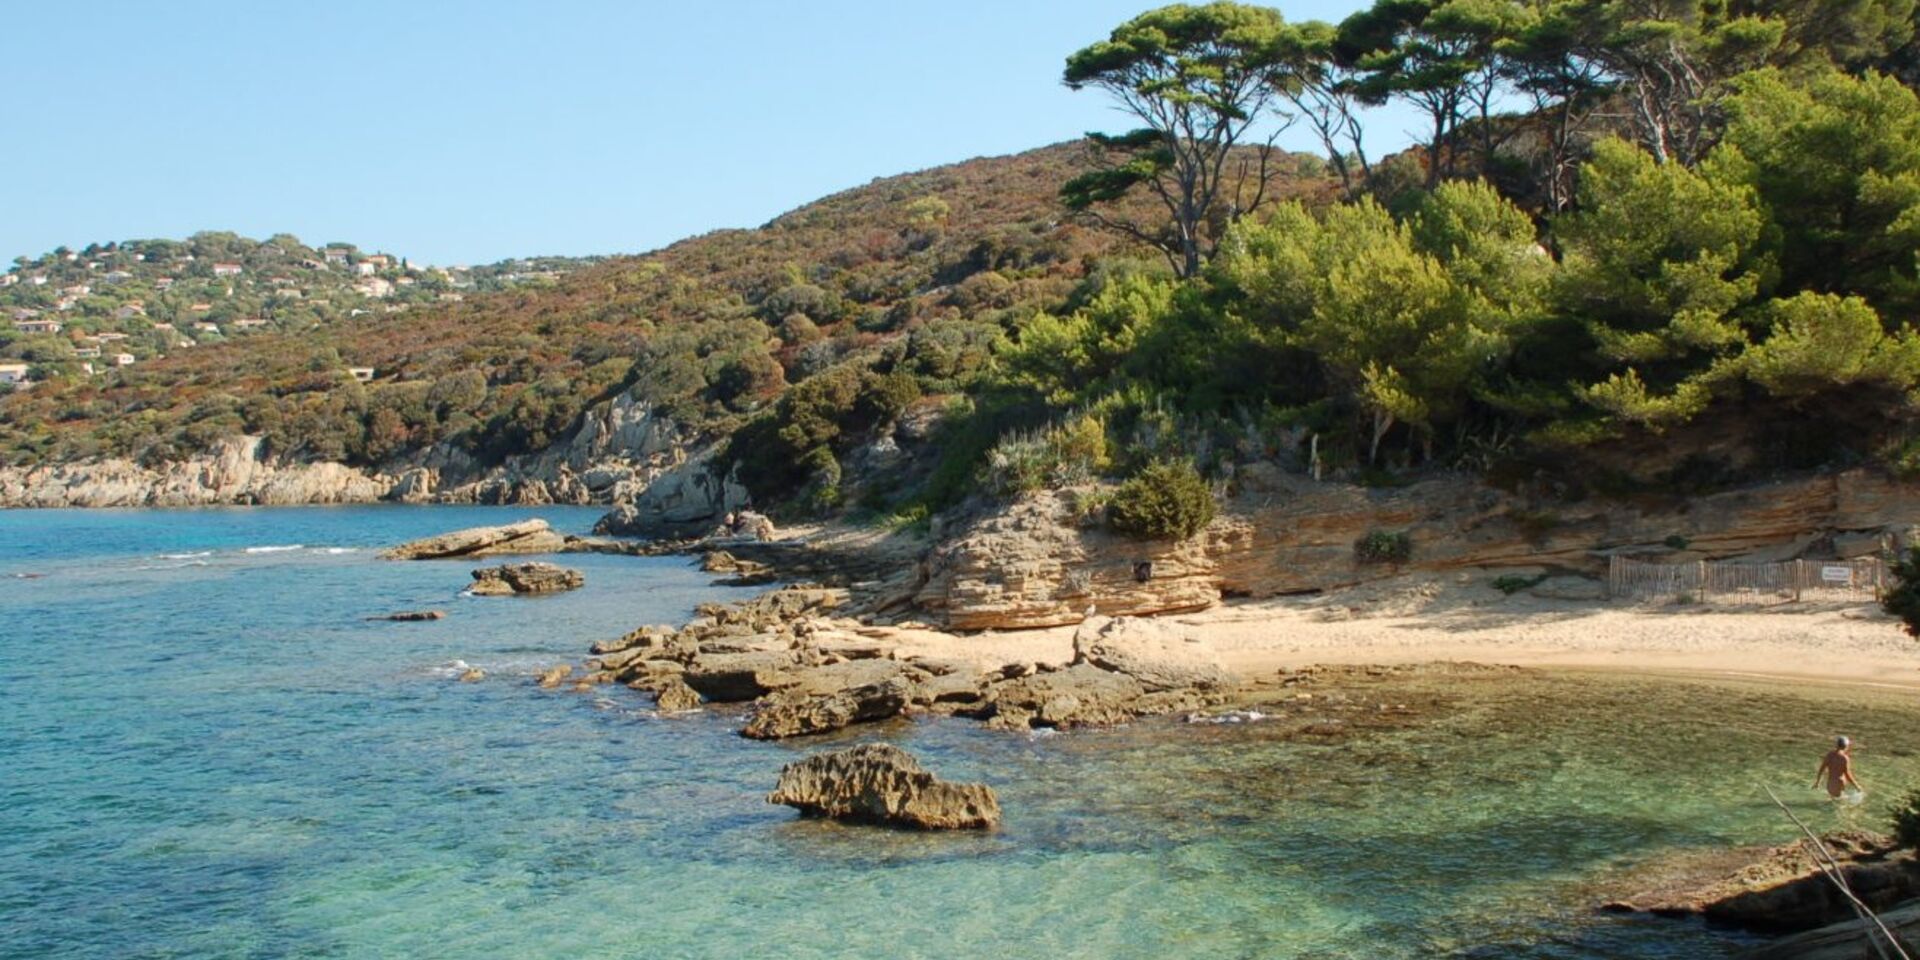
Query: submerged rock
381,518,567,560
1739,899,1920,960
370,609,446,622
766,744,1001,830
1608,830,1920,934
469,562,584,596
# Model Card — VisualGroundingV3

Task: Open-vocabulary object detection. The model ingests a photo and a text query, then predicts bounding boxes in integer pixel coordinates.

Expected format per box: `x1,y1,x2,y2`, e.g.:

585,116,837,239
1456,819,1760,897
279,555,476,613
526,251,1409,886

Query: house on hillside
112,353,136,367
60,284,91,297
348,366,375,382
352,261,377,277
104,270,134,284
151,322,175,332
155,278,175,291
188,302,213,313
114,304,146,320
323,248,350,266
193,322,219,333
74,346,102,359
0,274,16,287
13,318,63,335
355,278,393,298
232,318,269,331
212,262,243,277
11,307,41,321
0,362,29,384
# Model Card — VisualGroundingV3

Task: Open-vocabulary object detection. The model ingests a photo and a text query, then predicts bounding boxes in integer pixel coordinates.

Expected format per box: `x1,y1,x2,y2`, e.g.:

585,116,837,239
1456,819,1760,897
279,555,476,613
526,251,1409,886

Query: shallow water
2,506,1916,959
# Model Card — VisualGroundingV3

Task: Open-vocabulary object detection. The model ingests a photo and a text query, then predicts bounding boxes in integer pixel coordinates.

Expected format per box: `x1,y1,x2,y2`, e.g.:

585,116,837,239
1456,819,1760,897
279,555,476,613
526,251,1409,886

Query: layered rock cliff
914,467,1920,630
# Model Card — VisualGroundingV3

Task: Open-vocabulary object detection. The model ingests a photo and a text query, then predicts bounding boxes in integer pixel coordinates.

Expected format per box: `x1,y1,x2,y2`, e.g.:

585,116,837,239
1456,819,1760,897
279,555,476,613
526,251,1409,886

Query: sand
873,569,1920,692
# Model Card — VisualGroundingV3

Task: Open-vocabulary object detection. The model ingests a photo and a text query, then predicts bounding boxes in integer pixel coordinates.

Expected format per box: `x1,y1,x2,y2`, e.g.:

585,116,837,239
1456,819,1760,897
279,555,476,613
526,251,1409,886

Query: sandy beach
877,569,1920,693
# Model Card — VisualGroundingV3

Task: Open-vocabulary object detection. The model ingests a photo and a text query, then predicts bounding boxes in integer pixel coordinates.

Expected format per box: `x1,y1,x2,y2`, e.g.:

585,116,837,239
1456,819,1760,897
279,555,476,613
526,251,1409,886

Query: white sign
1820,565,1853,584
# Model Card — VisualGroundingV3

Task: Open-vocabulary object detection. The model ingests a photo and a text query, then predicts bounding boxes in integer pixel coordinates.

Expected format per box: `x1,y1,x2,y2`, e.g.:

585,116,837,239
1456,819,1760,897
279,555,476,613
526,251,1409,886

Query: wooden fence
1607,556,1887,605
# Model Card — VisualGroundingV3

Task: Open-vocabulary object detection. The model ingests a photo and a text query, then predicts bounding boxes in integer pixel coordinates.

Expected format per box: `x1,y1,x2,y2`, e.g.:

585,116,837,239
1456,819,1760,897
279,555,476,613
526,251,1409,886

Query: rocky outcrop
916,469,1920,630
0,436,395,508
1072,616,1237,692
469,562,585,596
593,449,749,539
1606,831,1920,934
742,676,913,739
766,744,1002,830
382,519,568,560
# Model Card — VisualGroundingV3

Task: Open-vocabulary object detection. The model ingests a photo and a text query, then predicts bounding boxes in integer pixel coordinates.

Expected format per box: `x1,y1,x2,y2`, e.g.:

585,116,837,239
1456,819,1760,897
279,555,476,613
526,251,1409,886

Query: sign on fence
1820,565,1854,584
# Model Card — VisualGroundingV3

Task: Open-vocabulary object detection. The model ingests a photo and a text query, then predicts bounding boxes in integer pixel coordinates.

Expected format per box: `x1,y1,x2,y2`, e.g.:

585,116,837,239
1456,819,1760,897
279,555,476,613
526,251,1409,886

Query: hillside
0,143,1332,477
0,234,599,382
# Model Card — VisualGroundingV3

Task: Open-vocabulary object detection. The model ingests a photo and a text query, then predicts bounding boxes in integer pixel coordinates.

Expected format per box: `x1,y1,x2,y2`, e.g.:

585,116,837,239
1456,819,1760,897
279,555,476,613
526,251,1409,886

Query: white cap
1837,736,1851,748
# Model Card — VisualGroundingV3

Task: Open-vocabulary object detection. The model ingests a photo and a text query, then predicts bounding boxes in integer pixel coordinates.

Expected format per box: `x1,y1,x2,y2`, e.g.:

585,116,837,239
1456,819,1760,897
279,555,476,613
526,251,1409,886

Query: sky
1,0,1404,267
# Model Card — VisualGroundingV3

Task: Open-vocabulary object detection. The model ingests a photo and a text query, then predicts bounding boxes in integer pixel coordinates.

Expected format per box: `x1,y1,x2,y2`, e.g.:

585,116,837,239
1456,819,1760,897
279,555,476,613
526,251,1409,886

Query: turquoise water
3,507,1916,959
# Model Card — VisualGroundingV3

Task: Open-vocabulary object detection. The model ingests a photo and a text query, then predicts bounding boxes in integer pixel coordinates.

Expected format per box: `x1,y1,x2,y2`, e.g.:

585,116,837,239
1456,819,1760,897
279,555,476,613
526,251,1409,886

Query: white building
0,362,29,384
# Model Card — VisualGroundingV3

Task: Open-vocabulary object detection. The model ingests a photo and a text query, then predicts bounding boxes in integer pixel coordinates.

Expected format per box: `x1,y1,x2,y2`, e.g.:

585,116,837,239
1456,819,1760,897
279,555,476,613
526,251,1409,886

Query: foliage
1894,788,1920,848
1355,529,1414,564
1881,545,1920,637
1106,459,1217,540
1492,572,1549,594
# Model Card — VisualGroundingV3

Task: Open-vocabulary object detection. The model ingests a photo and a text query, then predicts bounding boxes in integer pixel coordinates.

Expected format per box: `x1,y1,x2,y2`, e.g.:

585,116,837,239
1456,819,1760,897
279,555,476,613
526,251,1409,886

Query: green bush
1882,546,1920,638
1356,530,1413,565
1894,789,1920,849
1107,460,1215,541
1492,573,1549,595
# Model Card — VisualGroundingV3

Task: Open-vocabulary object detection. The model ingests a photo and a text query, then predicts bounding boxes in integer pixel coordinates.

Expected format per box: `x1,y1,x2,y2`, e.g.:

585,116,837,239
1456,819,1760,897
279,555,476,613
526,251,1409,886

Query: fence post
1793,559,1804,603
1696,560,1708,603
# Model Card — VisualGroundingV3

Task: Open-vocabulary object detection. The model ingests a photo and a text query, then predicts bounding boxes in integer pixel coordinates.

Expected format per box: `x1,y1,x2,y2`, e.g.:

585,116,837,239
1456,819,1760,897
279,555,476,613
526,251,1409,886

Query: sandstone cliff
914,468,1920,630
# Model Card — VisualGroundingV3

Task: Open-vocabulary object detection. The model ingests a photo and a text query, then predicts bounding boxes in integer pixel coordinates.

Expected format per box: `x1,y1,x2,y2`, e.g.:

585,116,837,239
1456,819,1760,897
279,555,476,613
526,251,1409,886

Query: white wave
158,551,213,560
1185,709,1267,725
134,560,210,571
243,545,304,554
313,547,359,555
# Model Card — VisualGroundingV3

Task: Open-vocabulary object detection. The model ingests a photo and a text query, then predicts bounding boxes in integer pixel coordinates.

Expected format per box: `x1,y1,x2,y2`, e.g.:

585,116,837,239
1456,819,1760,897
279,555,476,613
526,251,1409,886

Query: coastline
860,574,1920,694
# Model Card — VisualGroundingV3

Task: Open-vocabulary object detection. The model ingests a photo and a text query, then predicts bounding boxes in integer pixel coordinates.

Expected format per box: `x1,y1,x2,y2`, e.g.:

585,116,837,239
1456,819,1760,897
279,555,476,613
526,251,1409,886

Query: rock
1610,831,1920,934
592,452,750,539
681,651,804,702
468,562,584,596
913,470,1920,630
741,676,912,740
653,679,704,712
766,744,1001,830
1071,616,1237,691
369,609,446,621
1833,529,1891,559
382,518,568,560
458,668,485,682
535,664,572,688
1738,899,1920,960
912,671,987,707
983,663,1149,729
702,551,741,573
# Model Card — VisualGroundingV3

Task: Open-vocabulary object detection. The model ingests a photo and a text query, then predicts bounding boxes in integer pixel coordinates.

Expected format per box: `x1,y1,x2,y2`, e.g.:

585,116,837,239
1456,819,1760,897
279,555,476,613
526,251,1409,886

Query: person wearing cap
1814,736,1863,799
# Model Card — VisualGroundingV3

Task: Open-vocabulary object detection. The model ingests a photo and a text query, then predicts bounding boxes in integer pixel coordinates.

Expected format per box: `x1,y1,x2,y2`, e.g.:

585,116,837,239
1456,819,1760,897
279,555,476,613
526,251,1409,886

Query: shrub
1492,573,1549,595
1356,530,1413,565
1882,546,1920,638
1107,460,1215,541
1894,789,1920,849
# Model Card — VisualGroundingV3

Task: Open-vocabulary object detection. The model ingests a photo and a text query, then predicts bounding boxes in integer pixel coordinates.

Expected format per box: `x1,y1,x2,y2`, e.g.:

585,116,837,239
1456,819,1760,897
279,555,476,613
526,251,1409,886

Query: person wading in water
1814,736,1864,799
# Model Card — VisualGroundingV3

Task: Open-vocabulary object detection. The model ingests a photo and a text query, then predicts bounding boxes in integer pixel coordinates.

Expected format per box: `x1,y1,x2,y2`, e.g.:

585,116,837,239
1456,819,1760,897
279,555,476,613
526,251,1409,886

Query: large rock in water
468,562,584,596
766,744,1001,830
382,519,567,560
742,676,913,740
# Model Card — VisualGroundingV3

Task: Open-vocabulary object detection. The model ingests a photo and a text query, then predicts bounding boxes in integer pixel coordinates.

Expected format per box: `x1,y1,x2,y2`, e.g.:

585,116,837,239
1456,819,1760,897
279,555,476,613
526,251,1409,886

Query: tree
1551,138,1770,430
1273,20,1374,196
1736,293,1920,399
1342,0,1528,188
1584,1,1783,166
1500,0,1616,211
1062,2,1298,277
1718,68,1920,315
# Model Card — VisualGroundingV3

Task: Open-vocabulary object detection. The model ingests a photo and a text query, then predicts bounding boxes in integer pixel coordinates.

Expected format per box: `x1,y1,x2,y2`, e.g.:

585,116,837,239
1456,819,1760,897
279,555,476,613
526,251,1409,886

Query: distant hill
0,143,1332,471
0,233,601,376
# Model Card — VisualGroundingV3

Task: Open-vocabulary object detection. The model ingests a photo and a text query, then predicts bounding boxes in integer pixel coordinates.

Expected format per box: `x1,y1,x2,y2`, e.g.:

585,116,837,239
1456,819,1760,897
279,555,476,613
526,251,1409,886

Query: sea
3,505,1916,959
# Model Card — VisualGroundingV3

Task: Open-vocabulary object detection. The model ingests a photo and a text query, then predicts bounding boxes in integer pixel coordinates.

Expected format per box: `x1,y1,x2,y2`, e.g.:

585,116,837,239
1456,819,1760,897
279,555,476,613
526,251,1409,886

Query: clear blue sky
2,0,1400,266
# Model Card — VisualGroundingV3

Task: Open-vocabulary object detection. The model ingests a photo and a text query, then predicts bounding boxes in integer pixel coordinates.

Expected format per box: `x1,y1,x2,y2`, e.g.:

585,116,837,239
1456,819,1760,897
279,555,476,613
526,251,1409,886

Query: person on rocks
1813,736,1863,800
